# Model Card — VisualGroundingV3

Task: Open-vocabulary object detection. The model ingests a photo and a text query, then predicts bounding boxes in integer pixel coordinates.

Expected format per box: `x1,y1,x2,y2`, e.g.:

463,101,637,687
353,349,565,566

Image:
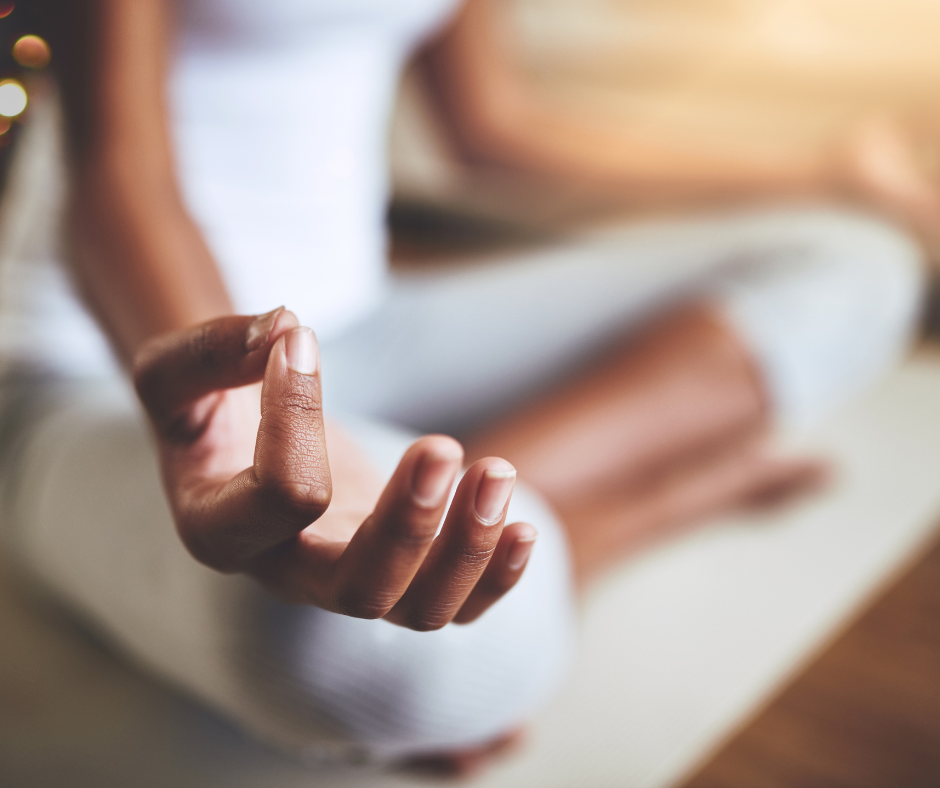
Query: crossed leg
324,207,922,590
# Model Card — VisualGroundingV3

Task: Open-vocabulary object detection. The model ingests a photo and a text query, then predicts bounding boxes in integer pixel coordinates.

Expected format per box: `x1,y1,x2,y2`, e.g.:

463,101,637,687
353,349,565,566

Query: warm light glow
13,35,51,69
0,81,27,117
0,3,13,19
0,118,10,135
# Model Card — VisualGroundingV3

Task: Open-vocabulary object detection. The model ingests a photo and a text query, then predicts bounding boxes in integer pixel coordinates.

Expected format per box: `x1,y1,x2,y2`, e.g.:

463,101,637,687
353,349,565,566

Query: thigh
320,205,922,434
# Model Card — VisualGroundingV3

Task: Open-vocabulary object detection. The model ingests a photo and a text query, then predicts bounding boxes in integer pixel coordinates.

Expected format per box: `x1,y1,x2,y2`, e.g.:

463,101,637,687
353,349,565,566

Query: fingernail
506,534,537,571
474,462,516,524
285,327,319,375
412,452,461,508
246,306,285,351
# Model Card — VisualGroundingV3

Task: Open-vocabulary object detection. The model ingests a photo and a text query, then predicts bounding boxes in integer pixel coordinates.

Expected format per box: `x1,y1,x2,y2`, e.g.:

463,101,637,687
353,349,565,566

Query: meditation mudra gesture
133,308,529,625
0,0,924,775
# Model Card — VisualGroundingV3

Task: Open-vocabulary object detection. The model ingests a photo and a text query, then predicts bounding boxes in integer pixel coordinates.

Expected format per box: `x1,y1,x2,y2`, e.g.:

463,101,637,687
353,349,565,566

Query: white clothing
0,0,460,375
172,0,460,340
321,209,924,431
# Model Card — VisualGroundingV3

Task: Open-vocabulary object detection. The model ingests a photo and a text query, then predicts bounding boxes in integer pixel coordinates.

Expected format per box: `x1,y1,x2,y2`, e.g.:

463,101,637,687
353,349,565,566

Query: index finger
134,307,297,438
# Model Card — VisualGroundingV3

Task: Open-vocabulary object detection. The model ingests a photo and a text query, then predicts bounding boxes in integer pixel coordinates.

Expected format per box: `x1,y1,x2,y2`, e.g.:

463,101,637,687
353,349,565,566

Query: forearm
42,0,231,364
70,155,232,364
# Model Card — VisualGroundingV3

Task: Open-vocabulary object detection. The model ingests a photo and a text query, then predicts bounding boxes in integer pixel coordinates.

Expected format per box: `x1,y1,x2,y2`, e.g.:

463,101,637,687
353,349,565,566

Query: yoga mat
471,350,940,788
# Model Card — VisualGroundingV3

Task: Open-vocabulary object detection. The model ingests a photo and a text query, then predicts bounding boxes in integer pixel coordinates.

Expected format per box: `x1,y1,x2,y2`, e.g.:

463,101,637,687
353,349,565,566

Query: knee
284,608,574,761
811,209,924,341
719,208,926,425
250,491,577,761
752,207,924,337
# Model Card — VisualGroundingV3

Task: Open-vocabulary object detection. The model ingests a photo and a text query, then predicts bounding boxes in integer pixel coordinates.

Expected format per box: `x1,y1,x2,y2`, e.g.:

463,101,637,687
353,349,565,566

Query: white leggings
321,206,923,432
0,206,924,762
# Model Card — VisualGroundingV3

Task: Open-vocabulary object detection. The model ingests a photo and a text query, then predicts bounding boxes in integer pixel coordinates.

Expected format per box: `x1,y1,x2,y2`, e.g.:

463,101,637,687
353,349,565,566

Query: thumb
252,326,332,528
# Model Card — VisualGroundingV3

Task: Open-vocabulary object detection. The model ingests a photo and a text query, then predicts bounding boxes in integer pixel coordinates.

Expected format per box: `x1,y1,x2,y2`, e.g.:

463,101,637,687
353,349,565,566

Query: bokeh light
13,35,51,69
0,80,27,117
0,3,13,19
0,118,10,135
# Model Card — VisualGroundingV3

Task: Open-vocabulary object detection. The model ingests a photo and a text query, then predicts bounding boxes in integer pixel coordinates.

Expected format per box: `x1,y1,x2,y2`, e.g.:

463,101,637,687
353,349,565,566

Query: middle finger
385,457,516,631
328,435,464,618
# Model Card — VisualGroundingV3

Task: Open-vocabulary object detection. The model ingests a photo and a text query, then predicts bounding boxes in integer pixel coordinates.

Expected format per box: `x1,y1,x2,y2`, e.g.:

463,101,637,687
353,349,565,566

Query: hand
133,308,538,629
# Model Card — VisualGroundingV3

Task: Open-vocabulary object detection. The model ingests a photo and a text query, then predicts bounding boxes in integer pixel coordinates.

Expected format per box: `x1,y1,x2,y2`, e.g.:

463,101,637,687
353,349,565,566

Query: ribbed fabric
0,380,575,762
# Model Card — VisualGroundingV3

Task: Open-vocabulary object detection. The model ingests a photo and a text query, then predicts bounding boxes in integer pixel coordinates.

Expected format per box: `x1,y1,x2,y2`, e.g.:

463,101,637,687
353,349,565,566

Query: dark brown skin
465,305,768,510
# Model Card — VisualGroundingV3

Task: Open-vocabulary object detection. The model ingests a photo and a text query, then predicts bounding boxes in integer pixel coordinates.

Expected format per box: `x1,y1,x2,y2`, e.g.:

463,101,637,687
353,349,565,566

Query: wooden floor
681,530,940,788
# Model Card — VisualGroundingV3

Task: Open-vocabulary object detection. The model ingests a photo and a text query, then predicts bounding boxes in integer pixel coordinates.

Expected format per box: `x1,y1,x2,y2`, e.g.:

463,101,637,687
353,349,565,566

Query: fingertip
475,457,517,485
412,434,464,463
270,308,300,343
506,521,538,543
471,457,516,525
410,439,463,509
504,523,537,571
245,307,284,351
283,326,320,376
246,307,301,352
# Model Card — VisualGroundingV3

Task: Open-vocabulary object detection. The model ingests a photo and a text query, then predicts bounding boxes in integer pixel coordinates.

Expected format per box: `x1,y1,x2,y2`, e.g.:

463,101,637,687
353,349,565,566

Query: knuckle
382,516,437,552
260,420,326,464
186,323,223,371
259,477,332,524
403,605,452,632
280,390,324,424
451,541,496,571
335,588,397,620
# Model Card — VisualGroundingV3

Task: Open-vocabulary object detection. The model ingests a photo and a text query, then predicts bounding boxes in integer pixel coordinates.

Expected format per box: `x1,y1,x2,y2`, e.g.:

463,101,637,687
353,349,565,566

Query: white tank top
0,0,458,375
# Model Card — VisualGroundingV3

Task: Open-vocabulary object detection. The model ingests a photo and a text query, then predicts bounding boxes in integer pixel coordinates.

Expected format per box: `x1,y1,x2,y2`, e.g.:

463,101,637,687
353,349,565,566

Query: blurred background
2,1,940,786
390,0,940,261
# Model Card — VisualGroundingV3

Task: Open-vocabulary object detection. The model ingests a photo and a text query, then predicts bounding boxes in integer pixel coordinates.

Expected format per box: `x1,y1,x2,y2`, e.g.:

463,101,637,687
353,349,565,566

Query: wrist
68,162,233,361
